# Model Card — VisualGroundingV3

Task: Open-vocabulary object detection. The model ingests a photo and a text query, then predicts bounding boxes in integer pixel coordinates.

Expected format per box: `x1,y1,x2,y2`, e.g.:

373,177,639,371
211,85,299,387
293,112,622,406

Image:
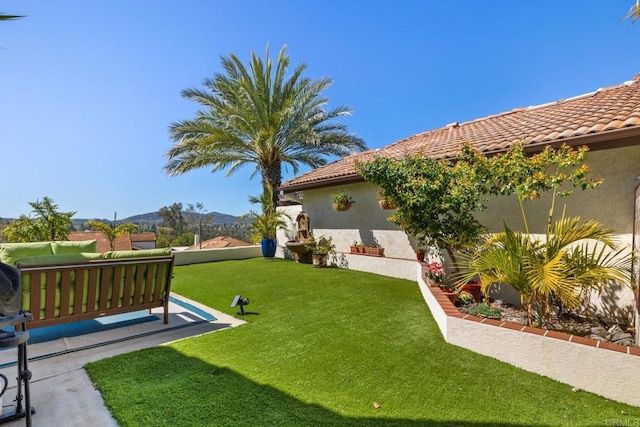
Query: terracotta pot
333,203,351,212
462,283,482,302
312,253,328,267
377,198,396,210
416,252,425,262
364,247,385,256
441,289,458,304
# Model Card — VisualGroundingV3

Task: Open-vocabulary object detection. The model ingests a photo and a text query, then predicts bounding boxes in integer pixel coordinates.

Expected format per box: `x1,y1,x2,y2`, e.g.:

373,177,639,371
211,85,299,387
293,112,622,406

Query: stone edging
428,284,640,356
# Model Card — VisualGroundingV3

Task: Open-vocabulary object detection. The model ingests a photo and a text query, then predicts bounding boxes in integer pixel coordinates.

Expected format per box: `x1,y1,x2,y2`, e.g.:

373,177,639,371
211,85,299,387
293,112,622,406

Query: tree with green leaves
2,197,75,242
158,203,186,239
356,146,487,265
165,45,367,209
186,202,214,248
86,220,139,251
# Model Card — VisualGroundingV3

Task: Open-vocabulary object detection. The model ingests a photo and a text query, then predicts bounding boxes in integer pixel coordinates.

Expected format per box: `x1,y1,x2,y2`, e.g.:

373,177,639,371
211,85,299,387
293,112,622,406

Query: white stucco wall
291,182,417,259
475,145,640,234
173,245,262,265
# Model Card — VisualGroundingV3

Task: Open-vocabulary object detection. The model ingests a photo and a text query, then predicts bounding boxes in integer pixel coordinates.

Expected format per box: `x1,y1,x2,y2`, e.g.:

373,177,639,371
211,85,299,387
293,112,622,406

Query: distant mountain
69,211,244,229
123,211,242,225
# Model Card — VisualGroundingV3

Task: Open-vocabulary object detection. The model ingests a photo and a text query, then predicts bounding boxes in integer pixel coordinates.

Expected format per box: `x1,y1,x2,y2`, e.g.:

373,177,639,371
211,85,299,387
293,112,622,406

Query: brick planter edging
428,281,640,357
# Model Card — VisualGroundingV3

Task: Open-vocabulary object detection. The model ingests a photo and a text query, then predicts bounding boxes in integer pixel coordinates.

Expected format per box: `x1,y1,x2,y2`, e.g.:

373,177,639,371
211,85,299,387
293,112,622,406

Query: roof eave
282,125,640,193
281,174,364,193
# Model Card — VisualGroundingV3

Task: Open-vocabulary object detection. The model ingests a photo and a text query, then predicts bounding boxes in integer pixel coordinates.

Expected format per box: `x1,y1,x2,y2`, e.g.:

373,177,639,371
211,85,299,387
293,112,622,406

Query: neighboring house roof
67,231,133,253
281,73,640,192
186,236,253,250
130,232,156,242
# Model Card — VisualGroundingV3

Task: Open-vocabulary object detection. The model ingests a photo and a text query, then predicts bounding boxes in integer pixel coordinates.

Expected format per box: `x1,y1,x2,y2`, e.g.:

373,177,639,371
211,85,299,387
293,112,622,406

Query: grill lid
0,263,21,316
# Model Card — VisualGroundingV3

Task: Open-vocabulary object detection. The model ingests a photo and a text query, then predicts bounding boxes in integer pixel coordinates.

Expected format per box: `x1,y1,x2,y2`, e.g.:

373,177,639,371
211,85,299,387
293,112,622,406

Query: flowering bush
333,192,354,211
424,261,445,284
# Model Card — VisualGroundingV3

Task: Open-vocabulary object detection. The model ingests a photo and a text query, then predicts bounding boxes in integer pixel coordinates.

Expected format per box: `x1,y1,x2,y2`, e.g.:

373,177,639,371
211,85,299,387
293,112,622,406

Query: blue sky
1,1,639,220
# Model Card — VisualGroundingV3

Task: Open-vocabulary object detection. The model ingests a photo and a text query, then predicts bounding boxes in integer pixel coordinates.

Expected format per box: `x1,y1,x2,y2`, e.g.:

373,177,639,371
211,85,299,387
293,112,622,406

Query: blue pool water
9,296,216,346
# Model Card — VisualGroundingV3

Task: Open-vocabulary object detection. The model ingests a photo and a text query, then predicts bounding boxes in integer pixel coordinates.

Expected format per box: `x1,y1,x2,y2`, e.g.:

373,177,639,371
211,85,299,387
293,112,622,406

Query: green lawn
85,258,639,426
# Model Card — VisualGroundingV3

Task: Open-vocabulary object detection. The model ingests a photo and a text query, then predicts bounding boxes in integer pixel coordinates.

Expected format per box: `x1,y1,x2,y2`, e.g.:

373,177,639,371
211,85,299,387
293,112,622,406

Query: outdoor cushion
16,252,104,266
0,242,53,266
102,248,172,259
51,240,98,255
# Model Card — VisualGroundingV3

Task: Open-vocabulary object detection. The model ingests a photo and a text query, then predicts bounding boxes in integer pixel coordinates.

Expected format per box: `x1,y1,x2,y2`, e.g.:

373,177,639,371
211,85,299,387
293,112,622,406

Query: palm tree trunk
263,163,282,210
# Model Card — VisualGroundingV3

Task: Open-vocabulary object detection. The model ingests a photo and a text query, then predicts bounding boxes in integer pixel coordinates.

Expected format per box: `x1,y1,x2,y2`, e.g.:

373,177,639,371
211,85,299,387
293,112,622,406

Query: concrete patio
0,294,244,427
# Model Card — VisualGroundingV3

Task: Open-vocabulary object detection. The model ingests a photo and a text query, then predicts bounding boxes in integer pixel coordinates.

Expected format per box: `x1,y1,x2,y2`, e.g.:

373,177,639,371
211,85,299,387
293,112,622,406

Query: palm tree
86,220,139,251
165,45,367,209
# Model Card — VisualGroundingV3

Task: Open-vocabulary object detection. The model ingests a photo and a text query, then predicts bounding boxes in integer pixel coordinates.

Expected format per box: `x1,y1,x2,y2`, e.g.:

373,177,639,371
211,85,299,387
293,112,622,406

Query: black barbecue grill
0,263,34,426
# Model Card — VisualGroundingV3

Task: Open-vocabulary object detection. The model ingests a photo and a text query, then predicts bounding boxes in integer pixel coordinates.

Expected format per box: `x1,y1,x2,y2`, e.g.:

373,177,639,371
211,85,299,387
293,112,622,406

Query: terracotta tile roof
282,73,640,191
67,231,133,253
185,236,253,250
130,232,156,242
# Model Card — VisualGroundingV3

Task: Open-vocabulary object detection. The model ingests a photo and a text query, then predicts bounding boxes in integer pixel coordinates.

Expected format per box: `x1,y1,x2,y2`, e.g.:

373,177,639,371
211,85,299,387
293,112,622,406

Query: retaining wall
415,263,640,407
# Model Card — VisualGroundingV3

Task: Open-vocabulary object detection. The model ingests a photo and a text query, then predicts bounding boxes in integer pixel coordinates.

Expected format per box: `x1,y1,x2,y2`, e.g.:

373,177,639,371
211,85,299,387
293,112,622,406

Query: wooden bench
16,255,174,329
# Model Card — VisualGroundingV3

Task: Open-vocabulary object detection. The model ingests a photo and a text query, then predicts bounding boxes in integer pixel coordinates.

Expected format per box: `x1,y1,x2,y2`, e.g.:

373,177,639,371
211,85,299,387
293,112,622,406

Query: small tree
356,148,486,265
86,220,139,251
158,203,186,241
454,144,631,326
186,202,214,248
3,197,75,242
239,185,289,243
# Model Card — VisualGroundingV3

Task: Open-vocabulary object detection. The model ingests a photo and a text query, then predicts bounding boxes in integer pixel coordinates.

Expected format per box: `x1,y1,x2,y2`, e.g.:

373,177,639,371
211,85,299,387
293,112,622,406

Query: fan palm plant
456,207,632,326
165,45,366,209
86,220,139,251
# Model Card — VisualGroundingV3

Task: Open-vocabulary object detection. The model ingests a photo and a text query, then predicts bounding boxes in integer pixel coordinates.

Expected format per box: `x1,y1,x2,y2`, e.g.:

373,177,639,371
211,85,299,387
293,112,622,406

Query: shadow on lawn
87,346,533,427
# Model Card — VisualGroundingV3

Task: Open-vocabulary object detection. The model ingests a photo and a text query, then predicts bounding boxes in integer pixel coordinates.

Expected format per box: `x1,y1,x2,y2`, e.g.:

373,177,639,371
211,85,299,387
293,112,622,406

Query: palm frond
622,0,640,23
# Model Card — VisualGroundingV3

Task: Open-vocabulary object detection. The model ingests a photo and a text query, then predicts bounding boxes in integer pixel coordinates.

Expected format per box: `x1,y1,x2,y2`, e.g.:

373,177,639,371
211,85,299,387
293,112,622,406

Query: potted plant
240,187,290,258
364,239,385,256
424,261,444,284
456,291,476,307
333,192,354,212
307,235,335,267
415,247,426,262
460,281,483,303
350,240,364,254
376,190,396,210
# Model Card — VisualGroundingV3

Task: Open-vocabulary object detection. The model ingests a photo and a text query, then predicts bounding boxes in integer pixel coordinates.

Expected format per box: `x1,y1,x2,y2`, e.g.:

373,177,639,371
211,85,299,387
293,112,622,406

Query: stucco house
279,73,640,328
